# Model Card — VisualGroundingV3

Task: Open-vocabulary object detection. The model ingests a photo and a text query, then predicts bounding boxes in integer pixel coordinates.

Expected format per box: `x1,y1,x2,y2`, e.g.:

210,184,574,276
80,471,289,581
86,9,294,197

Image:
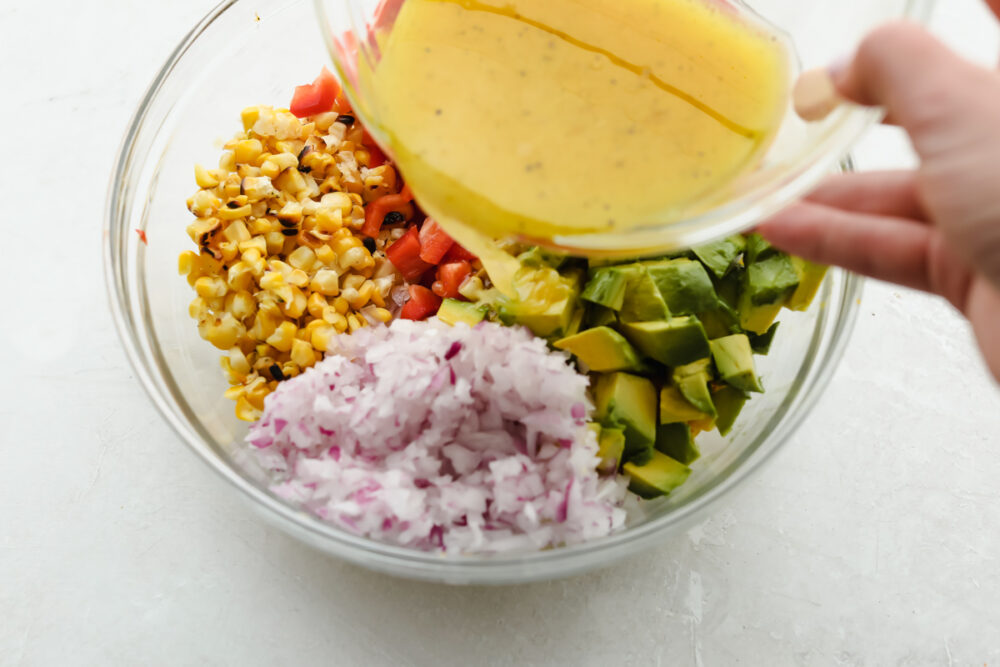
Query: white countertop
4,1,1000,664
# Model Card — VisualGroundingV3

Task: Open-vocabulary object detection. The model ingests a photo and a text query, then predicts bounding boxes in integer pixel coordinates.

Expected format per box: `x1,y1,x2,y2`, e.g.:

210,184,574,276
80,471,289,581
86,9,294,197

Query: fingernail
793,68,841,122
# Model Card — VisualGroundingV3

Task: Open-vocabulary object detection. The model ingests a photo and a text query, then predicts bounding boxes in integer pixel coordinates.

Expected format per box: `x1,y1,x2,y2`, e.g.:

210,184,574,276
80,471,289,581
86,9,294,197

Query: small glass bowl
317,0,935,254
105,0,862,584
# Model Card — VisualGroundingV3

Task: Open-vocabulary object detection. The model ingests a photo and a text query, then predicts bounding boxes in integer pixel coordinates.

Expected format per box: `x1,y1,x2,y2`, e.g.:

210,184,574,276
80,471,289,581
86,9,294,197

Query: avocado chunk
596,427,626,474
713,386,748,437
698,308,740,339
672,359,717,418
645,258,718,316
747,254,800,306
555,327,645,373
692,235,747,279
616,265,670,323
786,257,829,311
710,334,763,393
738,297,783,335
592,372,657,464
516,246,569,270
655,422,700,465
619,317,710,368
747,322,779,355
623,450,691,499
745,232,779,264
436,299,487,327
498,266,579,338
585,304,617,328
582,267,628,311
660,385,712,424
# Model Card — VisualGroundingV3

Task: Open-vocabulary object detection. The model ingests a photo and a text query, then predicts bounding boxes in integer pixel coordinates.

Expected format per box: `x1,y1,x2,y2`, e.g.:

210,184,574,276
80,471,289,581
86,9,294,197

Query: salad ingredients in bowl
177,68,831,556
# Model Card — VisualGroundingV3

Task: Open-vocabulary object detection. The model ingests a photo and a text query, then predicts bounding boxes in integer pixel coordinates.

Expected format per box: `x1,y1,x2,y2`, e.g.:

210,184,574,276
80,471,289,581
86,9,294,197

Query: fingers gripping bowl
106,0,863,584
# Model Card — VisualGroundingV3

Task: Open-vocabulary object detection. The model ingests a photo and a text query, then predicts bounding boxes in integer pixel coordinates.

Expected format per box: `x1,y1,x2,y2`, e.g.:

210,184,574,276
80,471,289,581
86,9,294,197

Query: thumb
833,21,999,159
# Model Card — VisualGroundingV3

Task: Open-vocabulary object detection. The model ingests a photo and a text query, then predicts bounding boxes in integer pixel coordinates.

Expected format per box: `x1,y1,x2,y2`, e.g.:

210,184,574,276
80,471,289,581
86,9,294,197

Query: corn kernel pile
180,106,405,421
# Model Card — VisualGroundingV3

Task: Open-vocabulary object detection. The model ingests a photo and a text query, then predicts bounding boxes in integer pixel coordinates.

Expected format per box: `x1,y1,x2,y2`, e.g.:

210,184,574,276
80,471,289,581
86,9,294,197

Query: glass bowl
317,0,935,254
105,0,862,584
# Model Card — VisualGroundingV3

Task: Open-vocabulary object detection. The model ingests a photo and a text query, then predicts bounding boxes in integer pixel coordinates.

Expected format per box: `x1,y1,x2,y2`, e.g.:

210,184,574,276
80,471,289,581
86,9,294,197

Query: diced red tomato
289,68,341,118
400,284,442,320
385,226,432,282
362,185,414,238
432,261,472,299
367,143,388,168
418,218,455,264
372,0,404,29
135,229,148,245
440,242,477,264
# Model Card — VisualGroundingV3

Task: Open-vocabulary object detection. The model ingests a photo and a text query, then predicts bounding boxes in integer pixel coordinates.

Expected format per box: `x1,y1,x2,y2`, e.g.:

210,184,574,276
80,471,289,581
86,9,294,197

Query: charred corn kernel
218,150,237,172
218,204,252,221
235,395,262,422
274,167,307,196
332,296,350,314
265,321,297,352
241,106,261,132
320,191,354,215
259,271,285,292
241,176,277,201
248,217,274,236
238,236,266,255
332,236,362,256
227,262,254,292
346,314,364,333
369,288,386,308
310,323,337,352
265,231,286,255
323,307,349,332
219,356,244,383
204,313,244,350
195,276,228,299
290,339,317,368
314,207,343,233
195,164,220,189
307,292,328,318
373,307,392,324
353,281,375,309
309,269,340,296
340,247,371,271
218,241,239,264
222,219,251,244
287,269,310,288
287,246,316,272
281,287,308,318
189,297,209,319
229,290,256,321
315,244,336,266
224,385,246,401
277,201,303,225
178,251,197,276
234,139,264,165
342,274,365,291
340,286,359,306
187,191,220,218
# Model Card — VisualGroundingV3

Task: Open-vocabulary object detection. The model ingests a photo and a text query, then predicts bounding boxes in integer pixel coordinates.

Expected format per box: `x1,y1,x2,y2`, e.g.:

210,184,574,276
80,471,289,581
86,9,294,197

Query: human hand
759,5,1000,381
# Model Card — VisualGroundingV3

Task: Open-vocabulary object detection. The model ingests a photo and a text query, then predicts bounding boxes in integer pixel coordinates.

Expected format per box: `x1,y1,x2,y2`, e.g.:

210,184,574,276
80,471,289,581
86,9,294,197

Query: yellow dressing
358,0,790,250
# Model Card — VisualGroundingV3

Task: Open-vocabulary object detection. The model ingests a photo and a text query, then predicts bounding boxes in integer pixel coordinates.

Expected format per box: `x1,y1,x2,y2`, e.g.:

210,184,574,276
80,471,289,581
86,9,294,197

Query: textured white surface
4,1,1000,664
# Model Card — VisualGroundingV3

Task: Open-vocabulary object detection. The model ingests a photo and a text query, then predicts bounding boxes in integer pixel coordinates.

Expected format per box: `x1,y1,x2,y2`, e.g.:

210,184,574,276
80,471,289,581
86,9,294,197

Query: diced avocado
786,257,828,311
588,255,640,269
498,266,579,338
592,372,657,464
645,258,718,316
738,296,783,335
619,317,710,368
585,304,617,328
710,334,763,393
555,327,645,373
581,267,628,311
745,232,779,264
616,265,670,323
655,422,700,465
692,235,746,279
747,322,779,355
671,360,717,418
596,427,626,474
623,450,691,499
713,385,748,437
698,308,740,339
660,385,712,424
747,254,800,306
516,246,570,269
713,270,742,311
436,299,487,327
564,306,585,338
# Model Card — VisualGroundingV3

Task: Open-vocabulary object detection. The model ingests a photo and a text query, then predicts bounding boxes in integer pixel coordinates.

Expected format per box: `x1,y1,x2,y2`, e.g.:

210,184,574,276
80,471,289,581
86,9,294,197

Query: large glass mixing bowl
106,0,863,584
317,0,935,254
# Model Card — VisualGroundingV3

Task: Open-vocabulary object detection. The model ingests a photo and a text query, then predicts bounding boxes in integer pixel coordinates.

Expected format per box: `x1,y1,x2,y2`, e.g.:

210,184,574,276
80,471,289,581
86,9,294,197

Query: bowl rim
104,0,865,583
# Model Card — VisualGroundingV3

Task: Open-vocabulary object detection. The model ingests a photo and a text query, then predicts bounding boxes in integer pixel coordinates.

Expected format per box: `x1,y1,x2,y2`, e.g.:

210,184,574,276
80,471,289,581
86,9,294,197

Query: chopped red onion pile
244,320,627,554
